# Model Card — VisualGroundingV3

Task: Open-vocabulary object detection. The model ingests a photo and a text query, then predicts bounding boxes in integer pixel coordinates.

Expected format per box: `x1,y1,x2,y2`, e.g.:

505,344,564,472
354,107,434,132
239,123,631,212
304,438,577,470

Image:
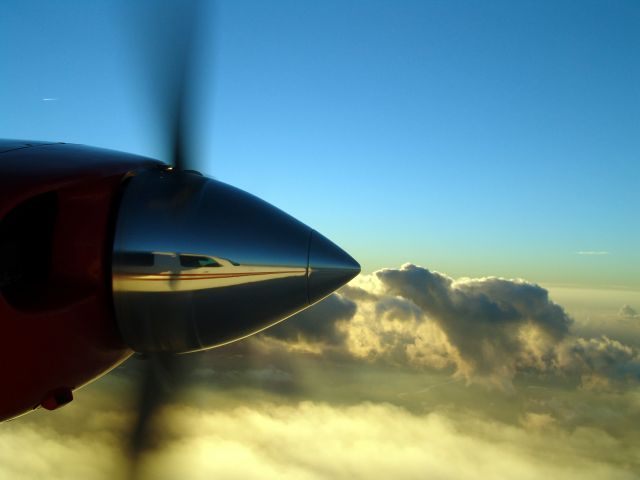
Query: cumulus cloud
315,265,579,388
373,264,572,387
558,336,640,389
260,264,640,391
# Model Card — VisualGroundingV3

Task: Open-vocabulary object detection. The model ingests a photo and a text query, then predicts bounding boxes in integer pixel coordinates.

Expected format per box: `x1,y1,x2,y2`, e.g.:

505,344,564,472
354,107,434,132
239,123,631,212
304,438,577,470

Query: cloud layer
3,392,638,480
135,401,637,480
2,263,640,479
259,264,640,390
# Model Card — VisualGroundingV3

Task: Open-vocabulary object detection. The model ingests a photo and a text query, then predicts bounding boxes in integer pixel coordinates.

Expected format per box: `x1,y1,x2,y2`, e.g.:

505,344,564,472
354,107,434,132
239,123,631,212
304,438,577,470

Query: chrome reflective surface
308,230,361,304
112,169,360,353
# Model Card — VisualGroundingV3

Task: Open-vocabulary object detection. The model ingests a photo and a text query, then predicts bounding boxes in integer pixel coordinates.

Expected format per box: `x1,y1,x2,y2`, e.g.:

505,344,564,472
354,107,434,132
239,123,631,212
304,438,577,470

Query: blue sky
1,0,638,287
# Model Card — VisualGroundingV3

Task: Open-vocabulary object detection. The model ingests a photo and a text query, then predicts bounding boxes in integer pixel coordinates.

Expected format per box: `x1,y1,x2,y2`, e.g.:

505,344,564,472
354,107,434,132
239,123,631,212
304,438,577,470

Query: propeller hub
112,169,359,353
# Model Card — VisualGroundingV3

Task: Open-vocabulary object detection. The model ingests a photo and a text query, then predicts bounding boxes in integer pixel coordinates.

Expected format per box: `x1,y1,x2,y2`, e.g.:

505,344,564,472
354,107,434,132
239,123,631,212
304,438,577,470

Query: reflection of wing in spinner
113,251,307,292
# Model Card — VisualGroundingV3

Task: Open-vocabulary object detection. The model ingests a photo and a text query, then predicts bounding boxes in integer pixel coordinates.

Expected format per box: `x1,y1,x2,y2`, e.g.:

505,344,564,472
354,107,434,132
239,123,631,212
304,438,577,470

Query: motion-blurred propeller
113,2,360,478
117,1,206,473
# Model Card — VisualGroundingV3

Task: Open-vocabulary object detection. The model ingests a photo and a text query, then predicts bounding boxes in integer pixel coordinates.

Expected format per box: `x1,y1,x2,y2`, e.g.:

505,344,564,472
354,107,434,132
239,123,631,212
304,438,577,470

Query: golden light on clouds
2,264,640,479
133,401,638,480
3,394,639,480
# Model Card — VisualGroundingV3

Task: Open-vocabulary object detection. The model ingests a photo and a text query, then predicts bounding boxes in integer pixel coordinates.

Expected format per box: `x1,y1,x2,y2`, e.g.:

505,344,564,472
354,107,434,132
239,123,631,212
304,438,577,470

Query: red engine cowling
0,141,162,421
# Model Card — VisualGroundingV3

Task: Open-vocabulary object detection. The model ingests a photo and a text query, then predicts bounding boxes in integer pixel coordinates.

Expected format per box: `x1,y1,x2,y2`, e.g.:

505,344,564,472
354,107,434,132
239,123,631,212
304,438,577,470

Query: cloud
41,98,59,101
576,251,611,255
337,264,574,388
3,392,637,480
619,305,639,320
376,264,571,381
265,293,357,347
255,264,640,391
558,336,640,388
134,402,638,480
519,412,556,430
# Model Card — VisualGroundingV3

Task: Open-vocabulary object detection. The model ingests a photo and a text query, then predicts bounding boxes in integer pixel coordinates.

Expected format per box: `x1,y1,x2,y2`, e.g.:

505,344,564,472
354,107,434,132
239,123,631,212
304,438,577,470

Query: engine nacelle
0,140,359,421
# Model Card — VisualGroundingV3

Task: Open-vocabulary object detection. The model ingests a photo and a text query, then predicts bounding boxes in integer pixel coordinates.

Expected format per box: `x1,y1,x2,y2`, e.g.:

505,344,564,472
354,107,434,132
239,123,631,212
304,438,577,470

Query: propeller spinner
112,168,360,354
